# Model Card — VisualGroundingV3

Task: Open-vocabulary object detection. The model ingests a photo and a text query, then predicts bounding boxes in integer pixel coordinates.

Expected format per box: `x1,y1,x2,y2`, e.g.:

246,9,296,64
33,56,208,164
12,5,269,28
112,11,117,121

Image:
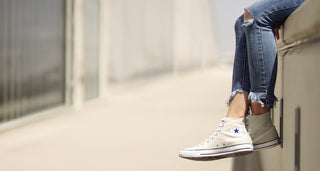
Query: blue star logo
234,128,240,134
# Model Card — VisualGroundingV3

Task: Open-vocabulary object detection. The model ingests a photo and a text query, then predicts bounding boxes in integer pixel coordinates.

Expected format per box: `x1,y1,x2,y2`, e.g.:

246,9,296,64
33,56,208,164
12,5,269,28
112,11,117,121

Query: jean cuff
249,92,278,109
227,90,278,109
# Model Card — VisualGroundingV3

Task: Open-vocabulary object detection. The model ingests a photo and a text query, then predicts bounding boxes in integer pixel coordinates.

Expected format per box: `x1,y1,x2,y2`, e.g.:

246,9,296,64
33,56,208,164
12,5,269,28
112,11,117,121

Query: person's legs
228,0,305,115
226,10,270,117
180,0,305,160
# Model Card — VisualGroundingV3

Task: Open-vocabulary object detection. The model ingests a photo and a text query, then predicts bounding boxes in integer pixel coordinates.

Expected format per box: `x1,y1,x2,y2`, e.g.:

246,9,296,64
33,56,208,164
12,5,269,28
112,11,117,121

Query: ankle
250,102,270,115
227,92,249,118
251,108,270,115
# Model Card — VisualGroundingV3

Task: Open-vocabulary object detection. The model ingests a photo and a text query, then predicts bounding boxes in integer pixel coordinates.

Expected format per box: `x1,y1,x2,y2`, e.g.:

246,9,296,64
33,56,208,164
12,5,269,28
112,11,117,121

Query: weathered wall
234,0,320,170
105,0,218,82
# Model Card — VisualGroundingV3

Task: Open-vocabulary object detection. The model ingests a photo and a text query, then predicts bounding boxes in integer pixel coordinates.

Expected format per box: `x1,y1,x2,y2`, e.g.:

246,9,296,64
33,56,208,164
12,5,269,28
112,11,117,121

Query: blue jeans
228,0,305,109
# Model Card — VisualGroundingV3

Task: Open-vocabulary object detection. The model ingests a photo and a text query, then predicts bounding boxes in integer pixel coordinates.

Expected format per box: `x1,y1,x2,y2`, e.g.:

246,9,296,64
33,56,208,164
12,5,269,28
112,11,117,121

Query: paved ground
0,66,236,171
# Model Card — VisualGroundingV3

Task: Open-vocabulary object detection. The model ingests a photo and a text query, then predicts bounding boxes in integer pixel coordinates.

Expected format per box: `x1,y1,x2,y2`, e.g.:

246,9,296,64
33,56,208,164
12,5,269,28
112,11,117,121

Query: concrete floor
0,66,236,171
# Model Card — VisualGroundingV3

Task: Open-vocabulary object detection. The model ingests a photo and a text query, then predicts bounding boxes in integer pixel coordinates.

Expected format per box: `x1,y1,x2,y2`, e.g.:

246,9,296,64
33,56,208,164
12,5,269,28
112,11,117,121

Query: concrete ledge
277,0,320,48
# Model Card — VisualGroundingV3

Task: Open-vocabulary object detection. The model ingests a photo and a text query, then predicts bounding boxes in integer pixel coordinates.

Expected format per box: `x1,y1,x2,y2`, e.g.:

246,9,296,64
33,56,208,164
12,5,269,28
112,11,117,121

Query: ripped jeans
228,0,305,108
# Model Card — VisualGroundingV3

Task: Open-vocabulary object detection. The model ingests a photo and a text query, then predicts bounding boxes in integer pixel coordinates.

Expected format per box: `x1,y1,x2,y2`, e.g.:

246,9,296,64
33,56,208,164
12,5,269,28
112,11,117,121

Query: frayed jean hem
249,92,278,109
227,90,278,109
248,92,266,107
226,89,248,106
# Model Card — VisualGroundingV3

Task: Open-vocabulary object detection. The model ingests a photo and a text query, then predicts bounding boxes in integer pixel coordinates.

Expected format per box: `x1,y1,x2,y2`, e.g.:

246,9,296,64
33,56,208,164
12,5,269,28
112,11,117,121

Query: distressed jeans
228,0,305,108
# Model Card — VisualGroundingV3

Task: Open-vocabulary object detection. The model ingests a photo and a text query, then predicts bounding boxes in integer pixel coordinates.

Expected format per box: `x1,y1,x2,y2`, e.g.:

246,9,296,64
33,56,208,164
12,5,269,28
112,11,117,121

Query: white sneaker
245,111,280,150
179,117,253,161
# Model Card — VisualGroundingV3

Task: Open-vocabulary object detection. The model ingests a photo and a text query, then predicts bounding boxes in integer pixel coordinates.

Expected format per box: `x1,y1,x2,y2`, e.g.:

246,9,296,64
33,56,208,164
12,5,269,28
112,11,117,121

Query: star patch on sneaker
231,126,241,135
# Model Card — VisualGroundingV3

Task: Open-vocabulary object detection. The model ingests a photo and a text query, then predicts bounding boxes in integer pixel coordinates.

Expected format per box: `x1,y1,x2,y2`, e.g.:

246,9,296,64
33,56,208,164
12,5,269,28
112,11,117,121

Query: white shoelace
197,118,226,147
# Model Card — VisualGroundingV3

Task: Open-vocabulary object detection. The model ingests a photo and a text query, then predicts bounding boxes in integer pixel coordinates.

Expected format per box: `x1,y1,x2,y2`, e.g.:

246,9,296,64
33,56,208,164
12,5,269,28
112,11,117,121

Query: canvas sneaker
245,111,280,151
179,117,253,161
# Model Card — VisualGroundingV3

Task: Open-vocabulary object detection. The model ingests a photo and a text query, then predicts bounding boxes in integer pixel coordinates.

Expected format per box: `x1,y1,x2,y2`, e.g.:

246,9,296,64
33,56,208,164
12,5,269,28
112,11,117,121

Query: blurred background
0,0,274,170
0,0,257,124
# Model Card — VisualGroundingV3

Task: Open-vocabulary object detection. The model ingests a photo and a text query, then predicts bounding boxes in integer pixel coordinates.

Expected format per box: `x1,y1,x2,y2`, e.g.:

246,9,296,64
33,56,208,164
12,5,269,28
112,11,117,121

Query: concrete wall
235,0,320,170
105,0,218,82
106,0,174,82
275,1,320,170
69,0,220,105
173,0,218,71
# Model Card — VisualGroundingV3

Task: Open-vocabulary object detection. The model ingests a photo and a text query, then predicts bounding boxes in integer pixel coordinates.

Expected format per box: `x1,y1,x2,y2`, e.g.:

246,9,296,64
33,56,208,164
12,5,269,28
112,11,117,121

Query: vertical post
280,98,284,148
72,0,84,109
295,107,301,171
65,0,74,106
99,0,108,98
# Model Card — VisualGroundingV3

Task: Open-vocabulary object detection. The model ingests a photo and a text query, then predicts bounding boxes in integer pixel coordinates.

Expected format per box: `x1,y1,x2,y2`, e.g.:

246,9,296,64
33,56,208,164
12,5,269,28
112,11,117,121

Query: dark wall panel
0,0,65,122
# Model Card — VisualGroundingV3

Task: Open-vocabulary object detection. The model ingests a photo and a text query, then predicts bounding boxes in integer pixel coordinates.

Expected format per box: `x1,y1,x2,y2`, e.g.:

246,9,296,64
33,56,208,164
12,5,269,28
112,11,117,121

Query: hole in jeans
244,9,254,24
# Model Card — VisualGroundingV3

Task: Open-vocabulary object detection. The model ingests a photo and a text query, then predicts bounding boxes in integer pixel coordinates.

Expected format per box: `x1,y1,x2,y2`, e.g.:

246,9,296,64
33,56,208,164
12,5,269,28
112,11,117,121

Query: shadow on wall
232,151,262,171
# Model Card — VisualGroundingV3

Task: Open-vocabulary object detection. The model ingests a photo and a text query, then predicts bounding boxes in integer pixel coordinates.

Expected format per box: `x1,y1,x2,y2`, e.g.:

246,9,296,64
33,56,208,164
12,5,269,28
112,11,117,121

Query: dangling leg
244,9,271,115
227,14,251,118
179,14,254,161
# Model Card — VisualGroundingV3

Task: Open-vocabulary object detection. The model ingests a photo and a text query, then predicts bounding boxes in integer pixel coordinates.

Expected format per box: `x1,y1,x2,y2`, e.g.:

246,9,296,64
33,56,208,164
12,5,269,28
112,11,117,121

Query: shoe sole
253,138,280,151
179,143,253,161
